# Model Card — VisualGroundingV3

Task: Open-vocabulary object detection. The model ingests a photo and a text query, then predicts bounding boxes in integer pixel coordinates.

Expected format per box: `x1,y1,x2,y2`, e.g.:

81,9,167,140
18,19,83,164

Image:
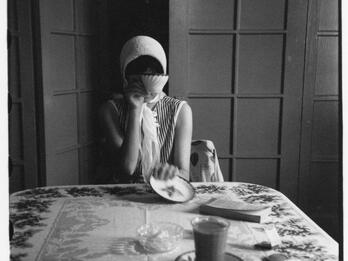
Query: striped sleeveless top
109,95,186,183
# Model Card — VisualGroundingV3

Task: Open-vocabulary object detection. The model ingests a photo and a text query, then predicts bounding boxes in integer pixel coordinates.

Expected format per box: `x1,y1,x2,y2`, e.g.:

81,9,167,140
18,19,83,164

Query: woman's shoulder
99,94,126,116
159,95,191,123
110,93,126,106
161,95,187,108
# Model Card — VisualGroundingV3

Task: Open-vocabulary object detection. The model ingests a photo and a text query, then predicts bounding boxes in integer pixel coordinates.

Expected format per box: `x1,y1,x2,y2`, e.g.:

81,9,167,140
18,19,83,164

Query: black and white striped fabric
109,95,186,183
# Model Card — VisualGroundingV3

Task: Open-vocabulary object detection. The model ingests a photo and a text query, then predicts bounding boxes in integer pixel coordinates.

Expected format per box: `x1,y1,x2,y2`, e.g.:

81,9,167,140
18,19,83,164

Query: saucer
149,176,195,203
175,250,243,261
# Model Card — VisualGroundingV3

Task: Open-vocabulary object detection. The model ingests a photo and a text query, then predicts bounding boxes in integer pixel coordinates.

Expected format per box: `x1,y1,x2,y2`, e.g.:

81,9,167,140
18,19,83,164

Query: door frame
8,0,42,191
32,0,47,187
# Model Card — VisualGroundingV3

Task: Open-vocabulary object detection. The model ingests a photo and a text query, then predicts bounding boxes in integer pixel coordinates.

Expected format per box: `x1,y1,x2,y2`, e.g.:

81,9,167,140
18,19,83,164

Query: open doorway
100,0,169,97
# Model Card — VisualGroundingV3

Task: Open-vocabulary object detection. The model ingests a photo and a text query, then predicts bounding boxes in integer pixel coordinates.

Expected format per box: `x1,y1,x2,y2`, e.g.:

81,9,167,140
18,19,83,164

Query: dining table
10,182,338,261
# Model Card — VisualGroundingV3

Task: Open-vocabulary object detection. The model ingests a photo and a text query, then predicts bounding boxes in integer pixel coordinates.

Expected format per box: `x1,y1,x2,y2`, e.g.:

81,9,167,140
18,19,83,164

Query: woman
98,36,192,183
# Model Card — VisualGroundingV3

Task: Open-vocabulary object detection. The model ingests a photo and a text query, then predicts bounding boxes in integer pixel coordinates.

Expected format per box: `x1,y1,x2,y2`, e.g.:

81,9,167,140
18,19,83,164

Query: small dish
140,74,168,94
137,222,184,252
149,175,195,203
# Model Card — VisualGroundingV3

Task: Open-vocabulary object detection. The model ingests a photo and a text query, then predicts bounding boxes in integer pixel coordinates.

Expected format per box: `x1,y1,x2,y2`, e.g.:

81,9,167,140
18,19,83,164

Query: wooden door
38,0,101,185
169,0,308,201
8,0,39,192
299,0,340,240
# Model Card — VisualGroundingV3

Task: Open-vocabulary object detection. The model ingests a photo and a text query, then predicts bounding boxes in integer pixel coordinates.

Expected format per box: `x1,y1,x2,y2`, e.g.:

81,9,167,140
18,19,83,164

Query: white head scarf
120,36,167,181
120,36,167,83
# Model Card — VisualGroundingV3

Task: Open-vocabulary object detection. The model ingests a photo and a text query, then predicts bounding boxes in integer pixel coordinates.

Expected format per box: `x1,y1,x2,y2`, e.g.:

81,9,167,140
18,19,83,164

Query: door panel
47,36,76,91
9,104,24,160
8,39,20,98
189,0,236,29
170,0,308,201
307,162,339,213
311,101,339,156
189,35,233,94
47,0,74,30
239,0,286,30
298,0,340,240
318,0,338,31
190,99,232,156
39,0,100,185
236,99,281,155
315,37,339,95
48,151,79,185
237,35,283,94
235,159,278,188
51,95,78,149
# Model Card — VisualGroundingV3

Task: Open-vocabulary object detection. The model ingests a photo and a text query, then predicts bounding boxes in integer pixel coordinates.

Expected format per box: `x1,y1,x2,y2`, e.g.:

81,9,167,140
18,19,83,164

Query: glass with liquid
191,216,230,261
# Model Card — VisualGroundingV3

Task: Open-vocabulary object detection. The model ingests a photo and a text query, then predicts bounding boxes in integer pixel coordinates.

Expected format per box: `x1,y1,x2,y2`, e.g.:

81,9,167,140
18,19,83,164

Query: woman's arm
143,101,193,181
154,102,192,181
99,82,147,178
173,102,193,180
99,102,142,177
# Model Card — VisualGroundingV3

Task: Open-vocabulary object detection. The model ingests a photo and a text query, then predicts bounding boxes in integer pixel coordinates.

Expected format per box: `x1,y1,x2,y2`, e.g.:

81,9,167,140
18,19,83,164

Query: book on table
199,197,271,223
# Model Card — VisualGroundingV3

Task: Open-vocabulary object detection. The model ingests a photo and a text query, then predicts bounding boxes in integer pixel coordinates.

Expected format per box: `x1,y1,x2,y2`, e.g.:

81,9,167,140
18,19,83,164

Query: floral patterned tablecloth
10,182,338,261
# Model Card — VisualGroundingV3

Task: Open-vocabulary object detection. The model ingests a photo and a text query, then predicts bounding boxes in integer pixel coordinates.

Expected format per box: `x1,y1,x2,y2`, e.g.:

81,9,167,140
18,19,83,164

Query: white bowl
140,74,169,94
137,222,184,252
149,175,195,203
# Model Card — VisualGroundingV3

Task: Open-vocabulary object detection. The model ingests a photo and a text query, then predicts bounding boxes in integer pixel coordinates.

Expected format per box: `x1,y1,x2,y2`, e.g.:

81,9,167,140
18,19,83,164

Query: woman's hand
124,79,147,110
152,163,180,181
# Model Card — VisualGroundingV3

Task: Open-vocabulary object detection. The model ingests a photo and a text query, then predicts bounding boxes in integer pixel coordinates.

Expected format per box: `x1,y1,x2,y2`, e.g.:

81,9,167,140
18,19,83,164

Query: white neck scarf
120,36,167,182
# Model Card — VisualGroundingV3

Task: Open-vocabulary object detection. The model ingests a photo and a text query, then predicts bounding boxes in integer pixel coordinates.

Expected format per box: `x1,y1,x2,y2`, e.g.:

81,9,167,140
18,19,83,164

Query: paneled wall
299,0,340,240
170,0,308,201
